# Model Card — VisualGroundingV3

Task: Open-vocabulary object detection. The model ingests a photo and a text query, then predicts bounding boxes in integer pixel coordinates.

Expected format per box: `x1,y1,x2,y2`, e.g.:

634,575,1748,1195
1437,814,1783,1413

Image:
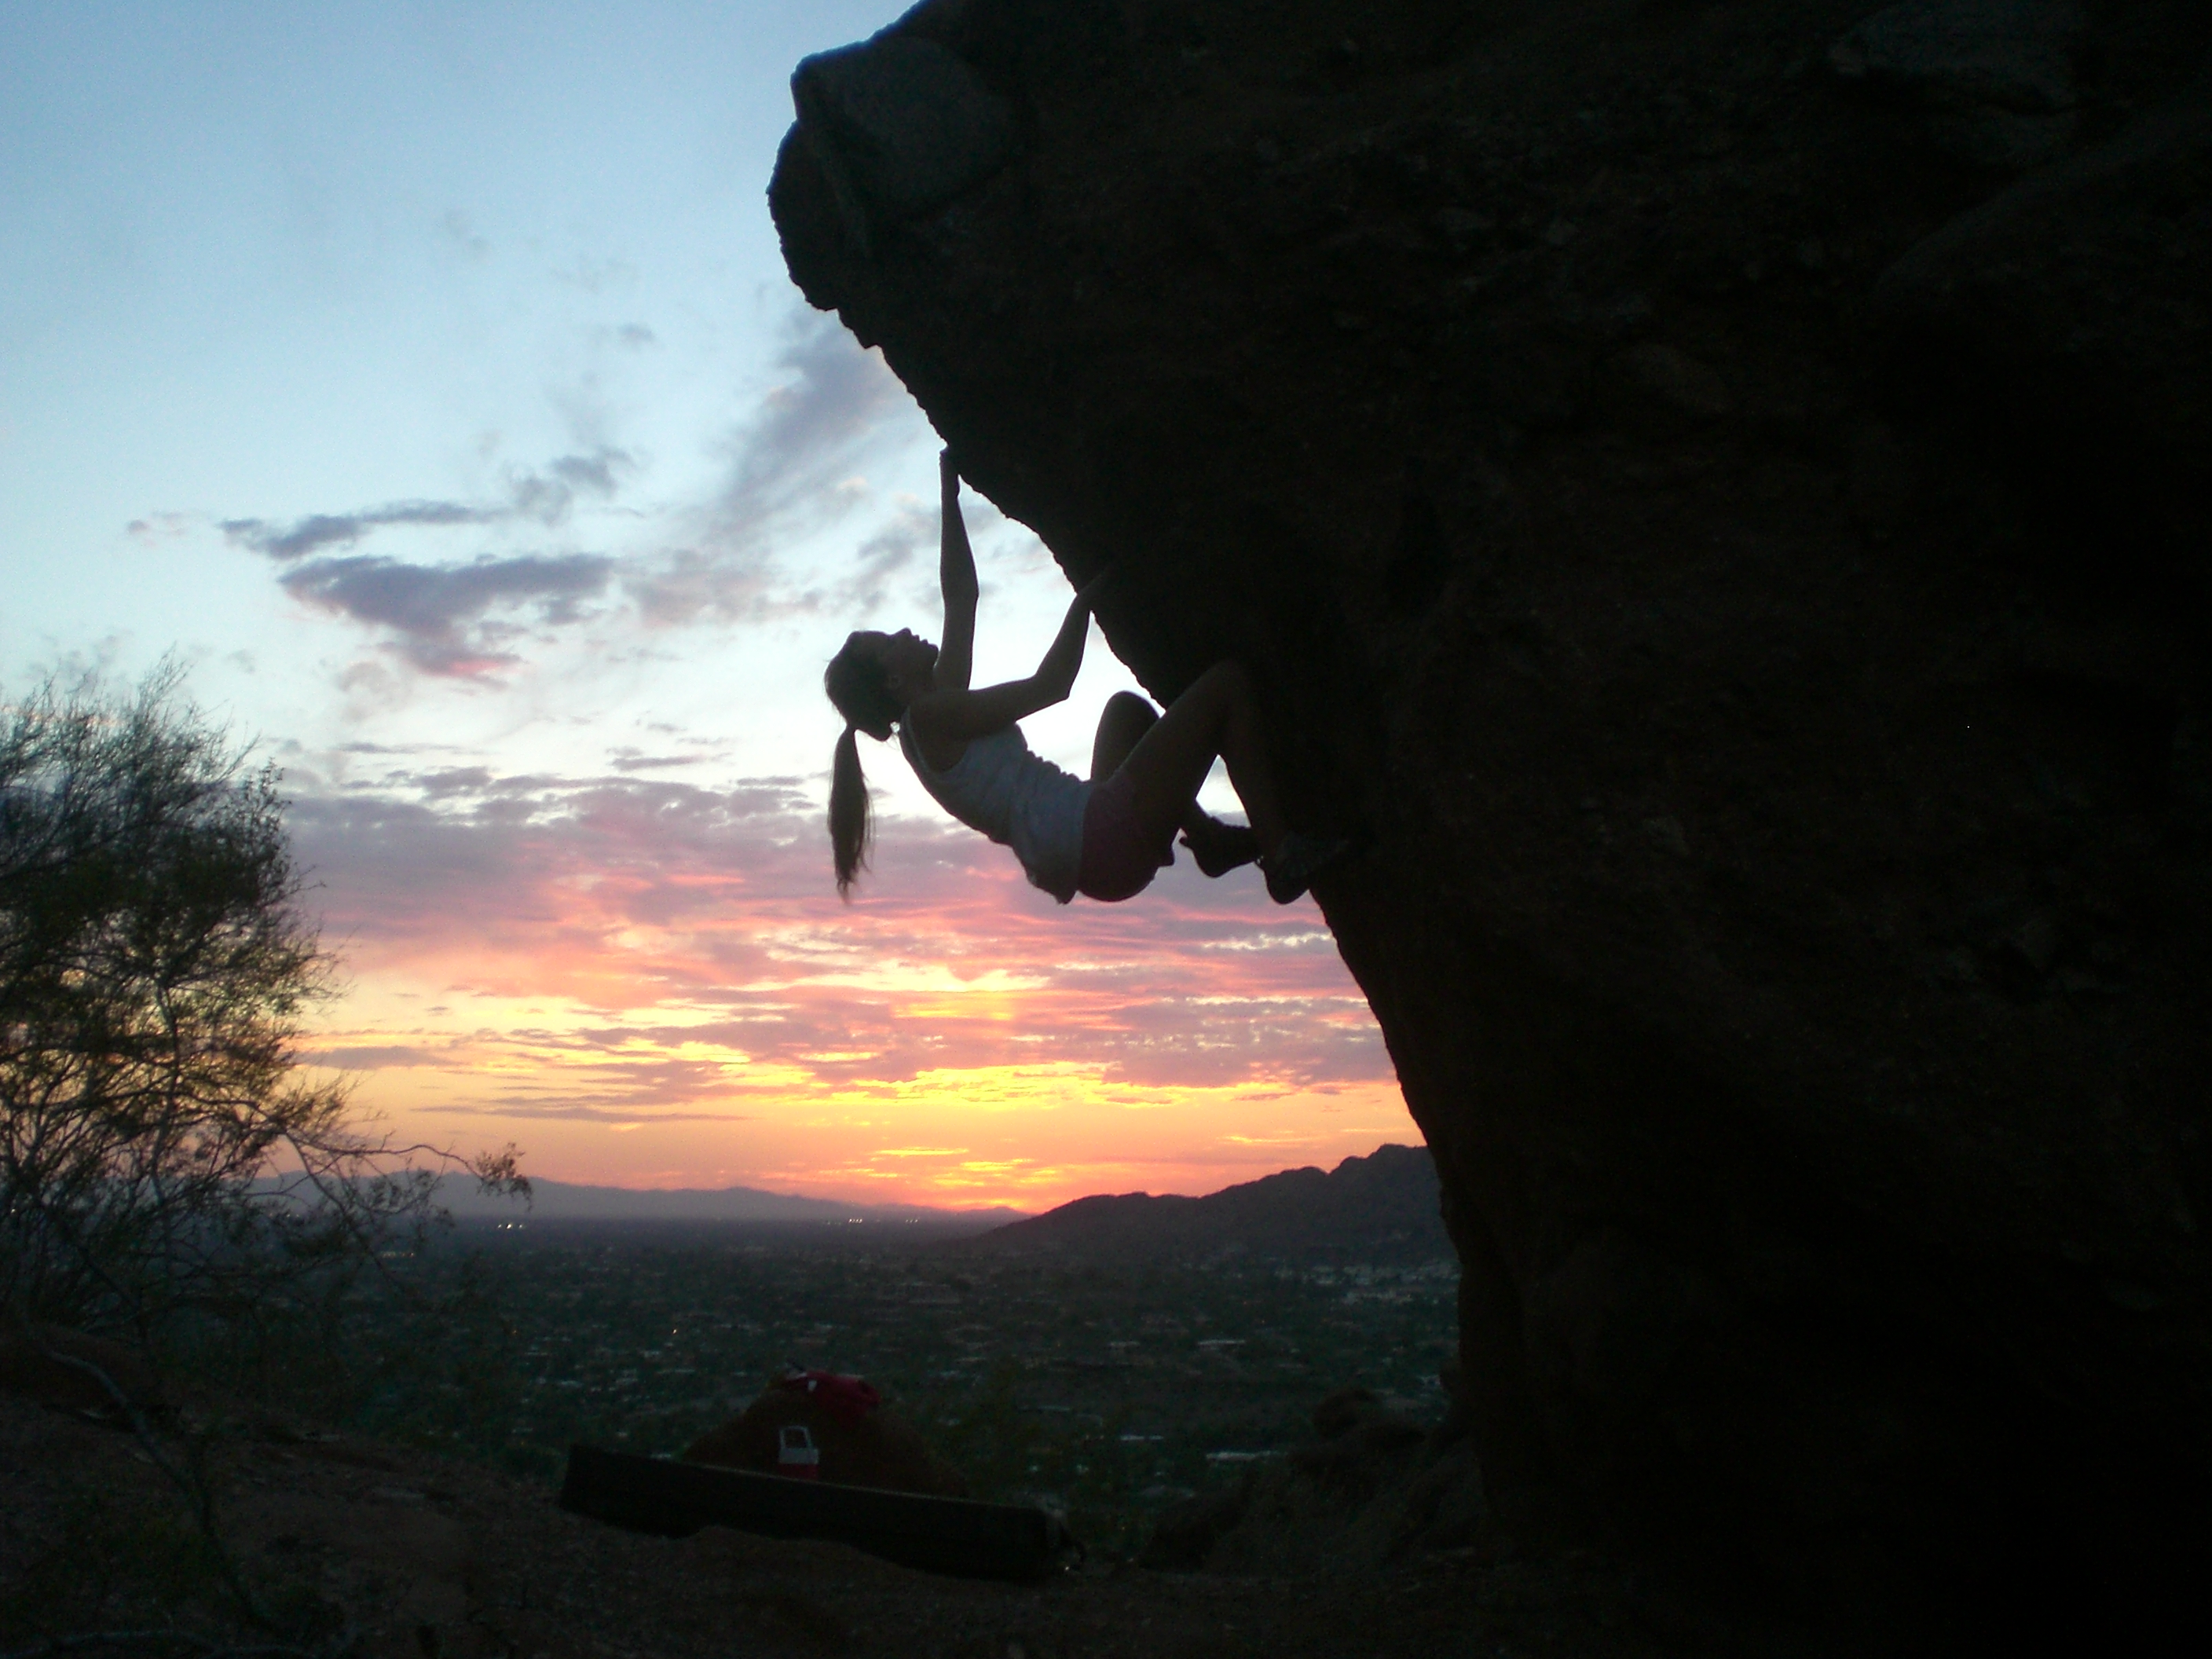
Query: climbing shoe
1263,833,1352,904
1179,818,1261,878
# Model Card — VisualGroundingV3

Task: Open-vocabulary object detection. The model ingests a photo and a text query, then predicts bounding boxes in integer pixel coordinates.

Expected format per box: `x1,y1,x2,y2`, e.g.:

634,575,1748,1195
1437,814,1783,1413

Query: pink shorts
1077,771,1174,902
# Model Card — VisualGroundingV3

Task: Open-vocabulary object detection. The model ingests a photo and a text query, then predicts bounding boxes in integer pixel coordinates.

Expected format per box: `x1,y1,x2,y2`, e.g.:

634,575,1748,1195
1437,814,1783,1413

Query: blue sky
5,0,991,782
0,2,1412,1201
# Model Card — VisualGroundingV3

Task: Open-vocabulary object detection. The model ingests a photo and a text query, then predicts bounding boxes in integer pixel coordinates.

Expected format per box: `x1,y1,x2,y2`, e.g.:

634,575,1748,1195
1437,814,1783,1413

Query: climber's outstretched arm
936,451,977,694
909,586,1092,743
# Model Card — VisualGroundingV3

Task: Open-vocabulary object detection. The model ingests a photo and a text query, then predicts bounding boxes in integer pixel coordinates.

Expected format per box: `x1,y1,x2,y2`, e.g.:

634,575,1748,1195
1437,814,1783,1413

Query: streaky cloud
550,447,634,496
726,313,909,522
278,551,615,677
628,309,925,626
287,766,1385,1103
298,1043,444,1069
609,749,712,772
831,506,931,616
215,446,636,673
222,500,495,562
416,1103,749,1123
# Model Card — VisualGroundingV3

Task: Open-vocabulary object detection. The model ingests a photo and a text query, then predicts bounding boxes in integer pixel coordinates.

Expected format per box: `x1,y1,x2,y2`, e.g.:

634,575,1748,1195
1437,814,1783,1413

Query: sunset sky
2,0,1415,1208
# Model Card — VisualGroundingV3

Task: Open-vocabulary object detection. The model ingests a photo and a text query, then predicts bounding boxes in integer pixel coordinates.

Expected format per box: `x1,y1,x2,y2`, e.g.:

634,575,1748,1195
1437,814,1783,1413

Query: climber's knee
1106,690,1159,725
1088,694,1159,787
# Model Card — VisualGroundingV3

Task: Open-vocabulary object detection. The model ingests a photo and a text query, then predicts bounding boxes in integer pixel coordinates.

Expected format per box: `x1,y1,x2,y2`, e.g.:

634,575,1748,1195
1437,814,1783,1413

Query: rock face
792,34,1016,255
771,0,2210,1637
1144,1382,1493,1576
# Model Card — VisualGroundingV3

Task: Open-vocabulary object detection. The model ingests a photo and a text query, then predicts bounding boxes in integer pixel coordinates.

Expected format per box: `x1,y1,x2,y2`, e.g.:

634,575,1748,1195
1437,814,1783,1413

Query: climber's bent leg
1089,689,1255,878
1085,663,1340,905
1110,661,1286,860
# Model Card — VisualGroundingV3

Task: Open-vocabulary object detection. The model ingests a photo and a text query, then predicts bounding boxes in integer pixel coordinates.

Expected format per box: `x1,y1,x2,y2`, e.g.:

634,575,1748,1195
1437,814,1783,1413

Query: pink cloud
287,767,1399,1193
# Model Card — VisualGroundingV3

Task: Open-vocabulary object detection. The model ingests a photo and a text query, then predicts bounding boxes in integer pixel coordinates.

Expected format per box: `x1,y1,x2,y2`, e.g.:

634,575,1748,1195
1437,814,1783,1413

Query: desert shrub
0,665,522,1353
0,668,531,1656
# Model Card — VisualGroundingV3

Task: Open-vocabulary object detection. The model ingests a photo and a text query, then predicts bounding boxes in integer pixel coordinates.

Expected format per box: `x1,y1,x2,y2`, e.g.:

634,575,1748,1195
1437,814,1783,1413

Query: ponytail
830,723,872,900
824,632,903,898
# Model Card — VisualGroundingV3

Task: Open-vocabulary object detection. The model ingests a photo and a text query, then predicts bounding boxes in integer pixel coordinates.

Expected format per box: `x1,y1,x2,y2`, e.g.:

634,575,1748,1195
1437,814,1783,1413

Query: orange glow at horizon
289,777,1416,1212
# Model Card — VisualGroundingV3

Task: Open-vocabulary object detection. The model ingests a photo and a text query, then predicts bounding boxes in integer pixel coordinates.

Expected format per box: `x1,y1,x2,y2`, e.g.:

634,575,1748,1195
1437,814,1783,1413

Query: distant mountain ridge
431,1175,1024,1230
960,1144,1446,1264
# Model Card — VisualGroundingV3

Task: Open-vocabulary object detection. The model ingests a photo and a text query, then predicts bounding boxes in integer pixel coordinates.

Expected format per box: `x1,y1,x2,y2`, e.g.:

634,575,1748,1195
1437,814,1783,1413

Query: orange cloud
290,769,1412,1207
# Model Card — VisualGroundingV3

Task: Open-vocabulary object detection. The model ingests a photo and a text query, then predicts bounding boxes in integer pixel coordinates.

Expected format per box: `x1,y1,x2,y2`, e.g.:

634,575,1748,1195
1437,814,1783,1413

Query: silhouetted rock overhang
771,0,2212,1642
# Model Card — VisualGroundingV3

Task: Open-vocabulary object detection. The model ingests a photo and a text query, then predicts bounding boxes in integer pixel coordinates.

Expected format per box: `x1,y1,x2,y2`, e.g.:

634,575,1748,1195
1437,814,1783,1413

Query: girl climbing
823,452,1347,906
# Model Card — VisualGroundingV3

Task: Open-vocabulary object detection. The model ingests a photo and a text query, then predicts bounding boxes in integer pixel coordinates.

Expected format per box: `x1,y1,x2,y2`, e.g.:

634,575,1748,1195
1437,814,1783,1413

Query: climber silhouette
823,451,1348,906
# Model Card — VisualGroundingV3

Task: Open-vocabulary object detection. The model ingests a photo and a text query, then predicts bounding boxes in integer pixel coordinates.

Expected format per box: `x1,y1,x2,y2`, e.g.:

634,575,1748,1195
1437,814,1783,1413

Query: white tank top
899,721,1090,903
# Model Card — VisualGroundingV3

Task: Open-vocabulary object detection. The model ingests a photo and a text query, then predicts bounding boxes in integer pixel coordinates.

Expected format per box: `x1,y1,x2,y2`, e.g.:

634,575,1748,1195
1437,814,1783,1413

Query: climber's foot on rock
1263,832,1353,905
1180,817,1261,878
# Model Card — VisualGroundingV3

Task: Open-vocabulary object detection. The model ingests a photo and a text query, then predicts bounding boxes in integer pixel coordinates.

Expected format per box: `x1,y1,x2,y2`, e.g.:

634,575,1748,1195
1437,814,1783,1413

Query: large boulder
1877,64,2212,575
771,0,2212,1641
1141,1382,1490,1574
786,29,1015,261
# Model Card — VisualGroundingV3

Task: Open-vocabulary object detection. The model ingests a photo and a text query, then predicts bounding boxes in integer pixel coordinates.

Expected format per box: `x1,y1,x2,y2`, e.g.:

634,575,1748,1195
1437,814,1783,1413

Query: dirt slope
0,1390,1668,1659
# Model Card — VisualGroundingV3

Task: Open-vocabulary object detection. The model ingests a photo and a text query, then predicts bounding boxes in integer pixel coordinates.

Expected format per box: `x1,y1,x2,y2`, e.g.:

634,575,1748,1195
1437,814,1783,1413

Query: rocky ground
0,1379,1756,1659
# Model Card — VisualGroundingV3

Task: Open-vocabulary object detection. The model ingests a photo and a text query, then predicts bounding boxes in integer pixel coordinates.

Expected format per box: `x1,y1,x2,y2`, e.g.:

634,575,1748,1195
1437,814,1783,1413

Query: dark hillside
959,1143,1447,1263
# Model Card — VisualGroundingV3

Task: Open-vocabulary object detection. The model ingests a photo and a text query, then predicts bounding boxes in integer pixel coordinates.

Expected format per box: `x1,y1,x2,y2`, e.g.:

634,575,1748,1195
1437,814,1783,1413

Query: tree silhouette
1,665,523,1342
